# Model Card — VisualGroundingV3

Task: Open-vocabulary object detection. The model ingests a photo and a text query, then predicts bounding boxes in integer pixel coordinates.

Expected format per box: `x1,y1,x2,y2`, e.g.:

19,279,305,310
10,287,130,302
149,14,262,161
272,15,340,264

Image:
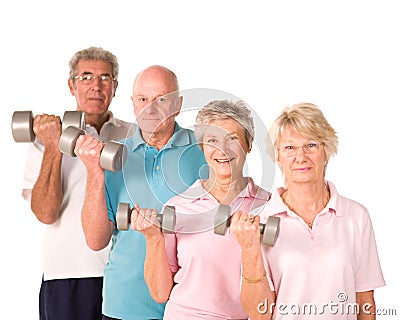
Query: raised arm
131,207,174,303
75,134,114,250
230,211,275,320
30,114,63,224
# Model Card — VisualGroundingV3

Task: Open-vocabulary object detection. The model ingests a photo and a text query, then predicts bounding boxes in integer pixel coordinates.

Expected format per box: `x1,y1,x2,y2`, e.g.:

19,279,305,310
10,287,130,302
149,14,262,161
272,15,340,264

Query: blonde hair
268,103,338,161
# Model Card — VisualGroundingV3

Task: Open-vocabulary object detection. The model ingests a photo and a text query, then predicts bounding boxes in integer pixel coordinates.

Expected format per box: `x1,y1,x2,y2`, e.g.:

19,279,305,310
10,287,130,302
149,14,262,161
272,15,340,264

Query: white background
1,0,399,318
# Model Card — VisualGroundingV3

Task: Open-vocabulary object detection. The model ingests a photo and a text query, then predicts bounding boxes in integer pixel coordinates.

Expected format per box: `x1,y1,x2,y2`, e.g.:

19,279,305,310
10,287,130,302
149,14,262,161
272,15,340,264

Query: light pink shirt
260,181,385,320
163,178,271,320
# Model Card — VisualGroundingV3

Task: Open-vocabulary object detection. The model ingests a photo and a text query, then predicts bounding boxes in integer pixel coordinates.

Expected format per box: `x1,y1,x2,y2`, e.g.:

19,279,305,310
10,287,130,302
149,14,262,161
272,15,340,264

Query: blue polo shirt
103,122,207,320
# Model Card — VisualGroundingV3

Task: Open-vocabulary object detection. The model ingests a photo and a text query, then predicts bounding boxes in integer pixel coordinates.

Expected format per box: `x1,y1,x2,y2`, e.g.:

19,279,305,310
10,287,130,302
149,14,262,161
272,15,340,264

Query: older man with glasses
21,46,134,320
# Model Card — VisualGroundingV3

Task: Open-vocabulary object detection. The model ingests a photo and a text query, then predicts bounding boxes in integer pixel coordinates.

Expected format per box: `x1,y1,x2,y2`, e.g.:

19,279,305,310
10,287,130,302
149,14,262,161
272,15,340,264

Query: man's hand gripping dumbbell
59,126,126,172
12,110,85,144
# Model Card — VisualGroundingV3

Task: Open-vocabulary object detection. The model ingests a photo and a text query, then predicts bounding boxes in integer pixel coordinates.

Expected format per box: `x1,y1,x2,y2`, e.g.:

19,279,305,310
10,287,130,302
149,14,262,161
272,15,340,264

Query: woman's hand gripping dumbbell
116,203,176,235
58,126,126,172
214,204,280,247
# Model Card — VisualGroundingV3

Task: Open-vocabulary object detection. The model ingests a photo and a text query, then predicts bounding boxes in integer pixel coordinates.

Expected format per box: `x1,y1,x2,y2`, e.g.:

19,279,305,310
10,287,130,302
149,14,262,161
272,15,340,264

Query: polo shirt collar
237,177,271,202
325,180,340,216
268,180,339,217
130,122,188,151
180,177,269,204
104,111,119,127
85,111,118,130
85,111,130,140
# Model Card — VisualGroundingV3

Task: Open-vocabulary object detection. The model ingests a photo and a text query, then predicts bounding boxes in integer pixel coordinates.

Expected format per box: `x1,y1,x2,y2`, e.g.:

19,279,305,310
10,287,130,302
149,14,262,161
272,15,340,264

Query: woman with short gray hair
131,99,273,319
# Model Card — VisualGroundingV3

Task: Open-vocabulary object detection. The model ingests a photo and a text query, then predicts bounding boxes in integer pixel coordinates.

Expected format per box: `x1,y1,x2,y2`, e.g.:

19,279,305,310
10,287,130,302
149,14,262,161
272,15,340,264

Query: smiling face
202,118,251,182
68,59,117,116
277,126,328,185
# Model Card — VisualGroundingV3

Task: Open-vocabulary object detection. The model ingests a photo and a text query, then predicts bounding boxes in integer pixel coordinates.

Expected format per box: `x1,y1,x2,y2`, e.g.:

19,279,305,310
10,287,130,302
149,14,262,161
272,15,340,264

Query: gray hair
68,47,119,80
194,99,255,148
269,102,338,160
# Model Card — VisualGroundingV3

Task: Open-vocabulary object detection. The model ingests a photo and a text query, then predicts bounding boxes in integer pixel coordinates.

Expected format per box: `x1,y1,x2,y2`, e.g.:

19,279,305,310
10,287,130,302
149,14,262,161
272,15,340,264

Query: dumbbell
214,204,280,247
116,203,176,234
11,110,85,142
58,126,127,172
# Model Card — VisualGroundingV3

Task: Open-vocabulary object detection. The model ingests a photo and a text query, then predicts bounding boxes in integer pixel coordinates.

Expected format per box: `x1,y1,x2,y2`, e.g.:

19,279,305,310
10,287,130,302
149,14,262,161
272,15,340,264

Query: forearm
31,147,63,224
144,235,174,303
81,171,113,250
241,247,274,320
357,291,376,320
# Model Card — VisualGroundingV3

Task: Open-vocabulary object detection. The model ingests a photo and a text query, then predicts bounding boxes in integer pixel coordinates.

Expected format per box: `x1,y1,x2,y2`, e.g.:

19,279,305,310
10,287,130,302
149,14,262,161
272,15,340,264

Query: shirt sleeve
164,232,178,273
161,202,179,273
261,246,276,292
355,208,385,292
22,142,44,201
259,207,277,292
105,185,117,227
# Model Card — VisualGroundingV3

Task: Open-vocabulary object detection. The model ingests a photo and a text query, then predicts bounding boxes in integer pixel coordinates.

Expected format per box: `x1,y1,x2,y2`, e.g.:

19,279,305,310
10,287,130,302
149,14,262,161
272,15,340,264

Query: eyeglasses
278,142,323,156
73,73,115,85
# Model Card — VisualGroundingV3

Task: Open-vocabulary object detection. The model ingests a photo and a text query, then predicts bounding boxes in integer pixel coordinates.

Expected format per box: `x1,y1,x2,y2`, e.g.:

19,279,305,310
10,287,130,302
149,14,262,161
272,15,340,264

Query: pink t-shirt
260,181,385,320
163,178,271,320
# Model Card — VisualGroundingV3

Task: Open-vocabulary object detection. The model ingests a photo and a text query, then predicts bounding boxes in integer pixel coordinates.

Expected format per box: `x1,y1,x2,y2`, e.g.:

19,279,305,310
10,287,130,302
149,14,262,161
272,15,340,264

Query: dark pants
39,277,103,320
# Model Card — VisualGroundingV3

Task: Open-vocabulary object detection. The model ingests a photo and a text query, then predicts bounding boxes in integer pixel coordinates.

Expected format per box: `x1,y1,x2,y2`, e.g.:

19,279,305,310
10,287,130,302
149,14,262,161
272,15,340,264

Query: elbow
84,234,110,251
37,216,57,225
82,222,113,251
85,238,107,251
31,205,58,225
151,291,170,304
146,278,173,304
87,243,104,252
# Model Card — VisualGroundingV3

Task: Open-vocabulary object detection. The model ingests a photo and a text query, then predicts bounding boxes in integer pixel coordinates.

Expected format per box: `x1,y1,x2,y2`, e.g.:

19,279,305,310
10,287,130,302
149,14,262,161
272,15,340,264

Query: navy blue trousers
39,277,103,320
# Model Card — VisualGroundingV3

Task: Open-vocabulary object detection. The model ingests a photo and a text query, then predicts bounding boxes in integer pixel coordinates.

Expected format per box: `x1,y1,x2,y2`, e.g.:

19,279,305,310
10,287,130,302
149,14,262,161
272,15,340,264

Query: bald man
76,65,207,320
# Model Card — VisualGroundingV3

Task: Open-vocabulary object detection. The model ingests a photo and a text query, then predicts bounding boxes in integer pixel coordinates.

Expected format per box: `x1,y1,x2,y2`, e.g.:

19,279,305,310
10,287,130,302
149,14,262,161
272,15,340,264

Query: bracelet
241,271,266,284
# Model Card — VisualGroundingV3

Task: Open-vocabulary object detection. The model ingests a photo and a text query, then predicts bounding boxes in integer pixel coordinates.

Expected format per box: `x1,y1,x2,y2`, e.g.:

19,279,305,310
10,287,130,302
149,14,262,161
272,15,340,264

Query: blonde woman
239,103,385,320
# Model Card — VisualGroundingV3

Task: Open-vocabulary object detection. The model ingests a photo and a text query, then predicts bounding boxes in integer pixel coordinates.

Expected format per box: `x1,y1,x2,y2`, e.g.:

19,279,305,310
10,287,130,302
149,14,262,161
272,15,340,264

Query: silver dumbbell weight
116,203,176,234
214,204,280,247
58,126,127,172
11,110,85,143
